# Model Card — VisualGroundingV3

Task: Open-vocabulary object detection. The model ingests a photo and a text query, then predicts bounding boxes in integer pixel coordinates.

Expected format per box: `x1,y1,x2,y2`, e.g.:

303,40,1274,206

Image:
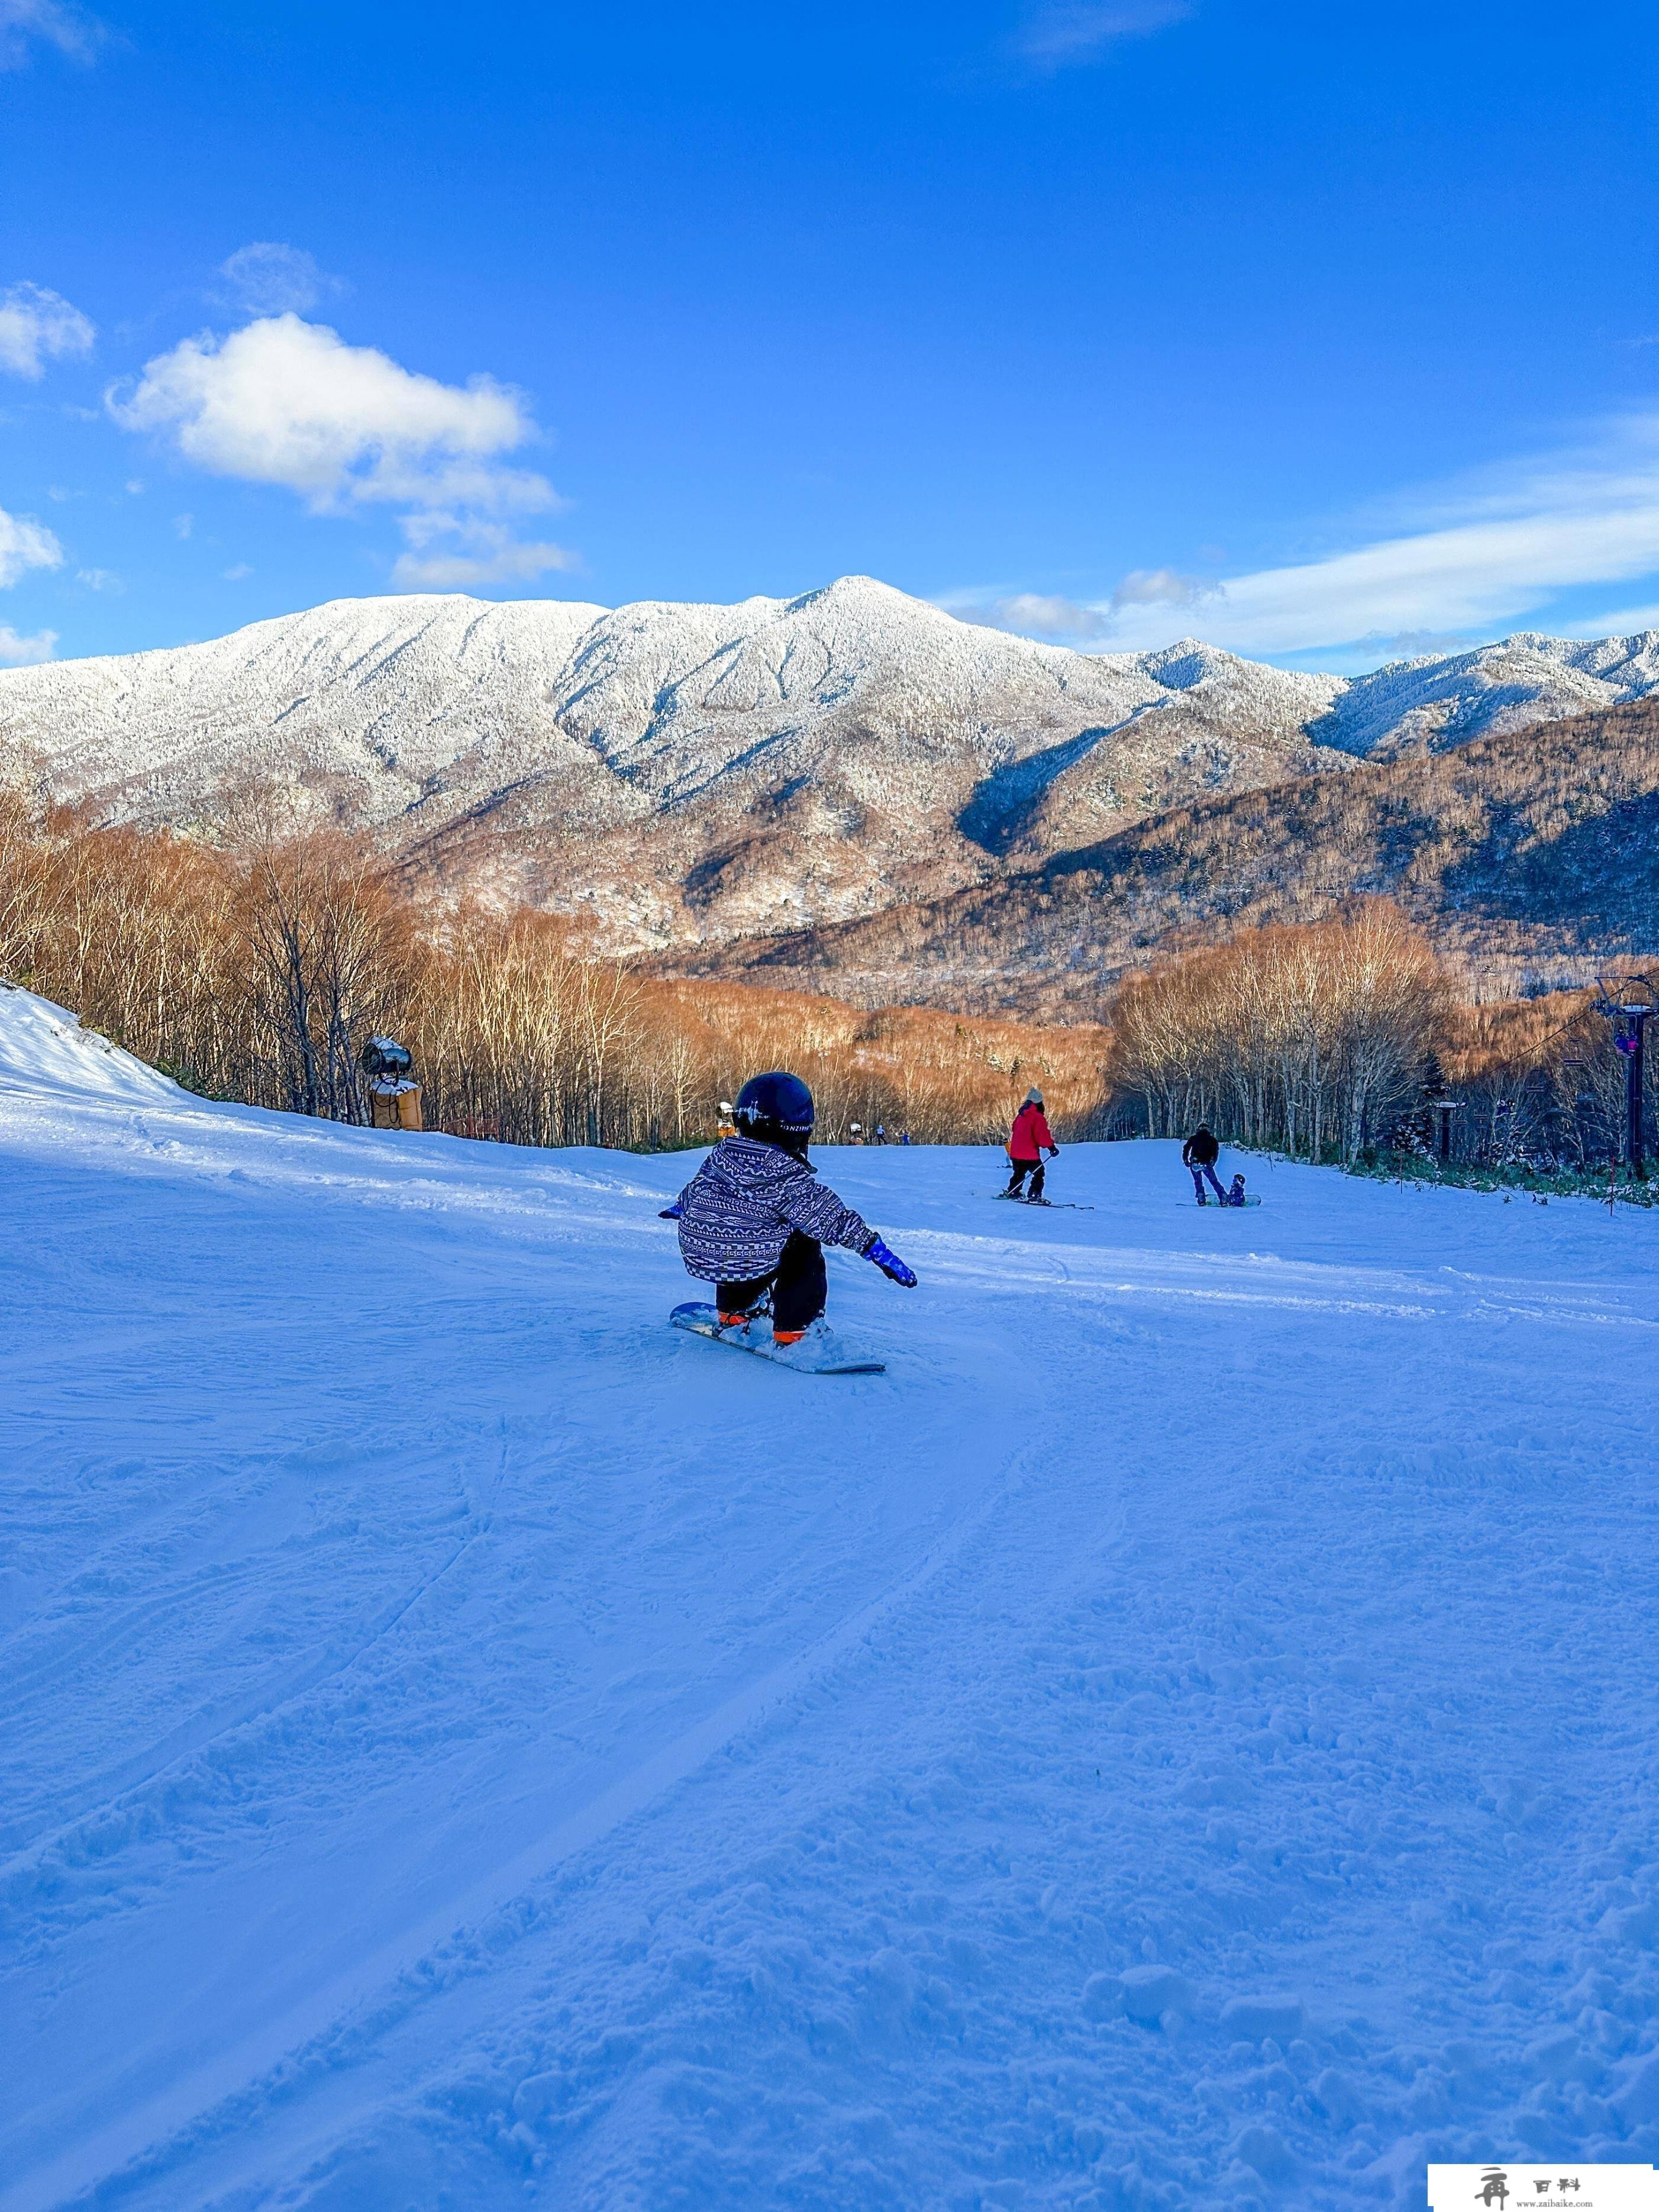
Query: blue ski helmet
734,1070,815,1155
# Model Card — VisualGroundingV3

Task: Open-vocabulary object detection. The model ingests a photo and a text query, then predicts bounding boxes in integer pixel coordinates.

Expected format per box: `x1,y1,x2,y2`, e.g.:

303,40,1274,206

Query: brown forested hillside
664,697,1659,1017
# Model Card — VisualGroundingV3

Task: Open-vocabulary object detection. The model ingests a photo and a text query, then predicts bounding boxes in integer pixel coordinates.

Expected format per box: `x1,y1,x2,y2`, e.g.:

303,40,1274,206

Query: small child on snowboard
667,1072,917,1346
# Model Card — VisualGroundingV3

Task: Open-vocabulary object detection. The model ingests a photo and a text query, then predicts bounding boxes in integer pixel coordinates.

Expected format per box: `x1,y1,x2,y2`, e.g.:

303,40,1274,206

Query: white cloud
392,520,575,589
109,313,566,585
223,562,253,581
970,411,1659,660
944,573,1214,644
952,591,1115,641
1014,0,1194,68
76,565,121,591
216,243,342,318
110,315,551,512
0,282,95,379
0,0,102,69
172,512,193,539
0,623,56,663
1564,602,1659,637
1110,566,1215,611
0,504,62,586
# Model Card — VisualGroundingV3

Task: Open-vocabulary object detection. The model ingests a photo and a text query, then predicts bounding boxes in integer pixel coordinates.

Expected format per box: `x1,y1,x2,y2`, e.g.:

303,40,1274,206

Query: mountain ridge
662,695,1659,1017
2,578,1657,957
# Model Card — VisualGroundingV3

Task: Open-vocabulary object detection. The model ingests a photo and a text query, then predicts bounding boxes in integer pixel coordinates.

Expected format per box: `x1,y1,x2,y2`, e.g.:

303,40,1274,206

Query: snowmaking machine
362,1036,423,1130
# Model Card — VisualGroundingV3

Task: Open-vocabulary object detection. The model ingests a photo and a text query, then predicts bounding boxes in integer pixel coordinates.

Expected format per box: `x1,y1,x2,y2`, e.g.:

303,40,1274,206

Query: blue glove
865,1234,917,1287
658,1201,683,1220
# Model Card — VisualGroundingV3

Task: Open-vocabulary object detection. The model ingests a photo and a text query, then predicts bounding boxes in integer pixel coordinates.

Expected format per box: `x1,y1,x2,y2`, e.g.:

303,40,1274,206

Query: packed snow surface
6,988,1659,2210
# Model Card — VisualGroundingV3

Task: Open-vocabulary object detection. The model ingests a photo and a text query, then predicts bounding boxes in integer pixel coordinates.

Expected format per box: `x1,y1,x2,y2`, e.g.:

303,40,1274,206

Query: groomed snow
5,986,1659,2209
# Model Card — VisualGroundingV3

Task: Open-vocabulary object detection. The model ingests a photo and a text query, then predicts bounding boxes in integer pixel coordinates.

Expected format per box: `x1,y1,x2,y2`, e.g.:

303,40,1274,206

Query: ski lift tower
1592,972,1658,1180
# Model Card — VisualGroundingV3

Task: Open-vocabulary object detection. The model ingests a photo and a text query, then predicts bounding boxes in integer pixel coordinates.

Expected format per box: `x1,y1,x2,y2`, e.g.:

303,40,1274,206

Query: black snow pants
1005,1158,1046,1201
718,1230,827,1331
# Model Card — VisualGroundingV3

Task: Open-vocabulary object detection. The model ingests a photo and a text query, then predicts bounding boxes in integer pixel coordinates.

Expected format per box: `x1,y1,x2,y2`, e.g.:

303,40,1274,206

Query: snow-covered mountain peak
1311,625,1659,757
5,579,1659,949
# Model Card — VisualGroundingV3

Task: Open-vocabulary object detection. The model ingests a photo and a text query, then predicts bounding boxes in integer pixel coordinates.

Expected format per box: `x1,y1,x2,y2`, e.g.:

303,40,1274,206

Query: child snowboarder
669,1072,917,1346
1003,1088,1058,1202
1224,1172,1248,1207
1182,1124,1227,1204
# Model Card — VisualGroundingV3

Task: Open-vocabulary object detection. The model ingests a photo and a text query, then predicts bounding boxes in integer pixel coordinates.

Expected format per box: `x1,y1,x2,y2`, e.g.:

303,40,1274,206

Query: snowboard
1182,1197,1263,1208
671,1302,886,1375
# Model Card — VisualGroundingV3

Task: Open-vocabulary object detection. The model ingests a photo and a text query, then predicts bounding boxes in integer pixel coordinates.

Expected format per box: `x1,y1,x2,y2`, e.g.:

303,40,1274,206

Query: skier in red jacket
1003,1088,1058,1202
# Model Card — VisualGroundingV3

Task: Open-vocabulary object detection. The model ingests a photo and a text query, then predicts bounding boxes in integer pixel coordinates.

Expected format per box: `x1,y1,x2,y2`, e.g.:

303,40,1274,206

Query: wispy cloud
0,0,103,70
0,499,62,663
109,312,570,589
0,624,57,663
0,504,62,587
215,243,345,318
1012,0,1194,70
1111,566,1215,612
944,569,1215,644
957,591,1115,641
956,411,1659,661
392,517,576,589
0,282,95,379
1571,602,1659,636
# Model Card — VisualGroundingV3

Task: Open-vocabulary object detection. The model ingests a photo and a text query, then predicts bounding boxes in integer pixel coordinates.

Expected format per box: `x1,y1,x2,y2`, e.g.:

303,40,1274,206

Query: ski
671,1302,886,1375
984,1192,1096,1211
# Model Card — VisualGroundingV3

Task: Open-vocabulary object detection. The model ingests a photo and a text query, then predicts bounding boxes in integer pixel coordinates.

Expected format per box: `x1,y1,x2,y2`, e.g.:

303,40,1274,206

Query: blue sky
2,0,1657,670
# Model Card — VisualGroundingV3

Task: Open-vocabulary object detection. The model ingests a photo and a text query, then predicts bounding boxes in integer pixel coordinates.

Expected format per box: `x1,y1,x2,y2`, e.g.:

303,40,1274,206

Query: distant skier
1183,1124,1227,1204
670,1072,917,1345
1003,1088,1058,1202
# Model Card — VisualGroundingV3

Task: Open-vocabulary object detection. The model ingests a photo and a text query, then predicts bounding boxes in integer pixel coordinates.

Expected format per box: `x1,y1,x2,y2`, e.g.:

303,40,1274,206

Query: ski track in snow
4,993,1659,2208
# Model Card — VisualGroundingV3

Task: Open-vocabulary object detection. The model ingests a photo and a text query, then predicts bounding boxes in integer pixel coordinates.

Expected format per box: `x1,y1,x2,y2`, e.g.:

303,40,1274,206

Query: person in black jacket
1182,1124,1227,1204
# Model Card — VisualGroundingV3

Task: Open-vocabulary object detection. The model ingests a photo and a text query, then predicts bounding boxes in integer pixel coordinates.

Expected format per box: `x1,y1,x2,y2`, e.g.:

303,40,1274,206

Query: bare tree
238,830,415,1120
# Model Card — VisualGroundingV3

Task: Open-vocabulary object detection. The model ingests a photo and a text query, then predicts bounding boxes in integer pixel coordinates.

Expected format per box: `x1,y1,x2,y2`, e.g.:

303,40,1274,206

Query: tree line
0,800,1113,1149
7,798,1642,1173
1104,899,1657,1173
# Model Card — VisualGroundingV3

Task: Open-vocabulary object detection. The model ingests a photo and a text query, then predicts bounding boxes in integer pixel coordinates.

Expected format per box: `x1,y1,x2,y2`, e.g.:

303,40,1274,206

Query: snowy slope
0,981,179,1104
5,989,1659,2208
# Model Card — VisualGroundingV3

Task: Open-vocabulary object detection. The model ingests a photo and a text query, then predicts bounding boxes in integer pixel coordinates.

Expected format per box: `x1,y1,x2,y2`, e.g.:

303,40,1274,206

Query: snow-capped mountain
1309,629,1659,758
2,576,1655,949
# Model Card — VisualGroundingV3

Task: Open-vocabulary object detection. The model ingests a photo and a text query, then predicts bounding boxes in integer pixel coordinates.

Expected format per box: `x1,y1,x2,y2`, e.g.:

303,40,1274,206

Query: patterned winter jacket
676,1137,879,1283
